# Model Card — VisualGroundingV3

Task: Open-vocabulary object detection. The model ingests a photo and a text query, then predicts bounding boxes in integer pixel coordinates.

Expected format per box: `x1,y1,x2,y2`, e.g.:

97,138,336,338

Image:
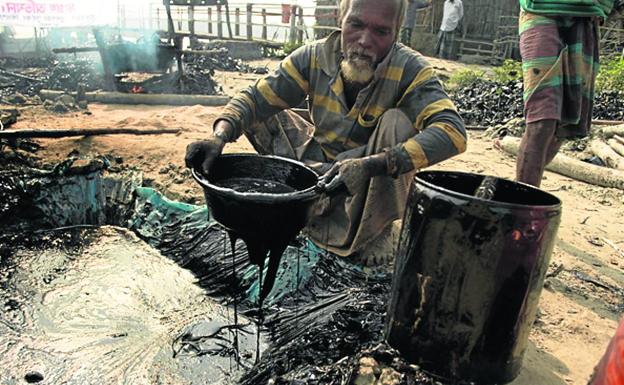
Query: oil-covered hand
184,137,225,176
185,119,234,176
324,153,387,195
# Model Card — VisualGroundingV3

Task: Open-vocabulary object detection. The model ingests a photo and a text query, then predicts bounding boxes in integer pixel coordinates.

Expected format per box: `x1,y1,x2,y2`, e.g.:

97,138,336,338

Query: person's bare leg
516,119,558,187
545,135,562,165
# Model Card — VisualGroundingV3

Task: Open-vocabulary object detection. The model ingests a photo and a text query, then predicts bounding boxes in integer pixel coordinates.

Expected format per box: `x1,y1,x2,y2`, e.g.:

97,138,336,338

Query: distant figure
516,0,616,187
434,0,463,60
399,0,432,46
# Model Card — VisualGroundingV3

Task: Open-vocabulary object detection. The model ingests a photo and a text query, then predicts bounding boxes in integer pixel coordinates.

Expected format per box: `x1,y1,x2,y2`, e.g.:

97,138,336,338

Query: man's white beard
340,55,375,84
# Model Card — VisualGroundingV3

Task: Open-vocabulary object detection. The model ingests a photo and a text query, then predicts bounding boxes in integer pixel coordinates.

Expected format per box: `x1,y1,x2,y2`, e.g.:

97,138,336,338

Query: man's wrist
213,118,236,143
365,153,389,177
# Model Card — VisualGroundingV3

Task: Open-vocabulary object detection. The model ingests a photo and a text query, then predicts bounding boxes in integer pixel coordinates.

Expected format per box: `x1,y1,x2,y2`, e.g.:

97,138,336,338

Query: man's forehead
348,0,400,15
346,0,400,29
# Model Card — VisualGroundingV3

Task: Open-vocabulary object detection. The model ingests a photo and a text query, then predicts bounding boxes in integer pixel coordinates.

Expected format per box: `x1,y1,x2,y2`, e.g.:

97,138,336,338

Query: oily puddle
0,226,267,385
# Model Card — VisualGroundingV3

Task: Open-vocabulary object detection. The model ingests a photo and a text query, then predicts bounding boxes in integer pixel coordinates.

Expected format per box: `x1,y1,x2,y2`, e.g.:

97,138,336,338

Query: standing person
434,0,463,59
185,0,466,266
400,0,432,46
516,0,615,187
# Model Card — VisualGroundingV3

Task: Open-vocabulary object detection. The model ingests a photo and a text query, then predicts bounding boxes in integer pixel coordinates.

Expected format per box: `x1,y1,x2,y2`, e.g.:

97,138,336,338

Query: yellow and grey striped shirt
220,31,466,172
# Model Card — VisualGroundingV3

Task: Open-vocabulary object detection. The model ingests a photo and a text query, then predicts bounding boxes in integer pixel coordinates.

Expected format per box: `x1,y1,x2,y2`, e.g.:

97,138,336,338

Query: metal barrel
385,171,562,384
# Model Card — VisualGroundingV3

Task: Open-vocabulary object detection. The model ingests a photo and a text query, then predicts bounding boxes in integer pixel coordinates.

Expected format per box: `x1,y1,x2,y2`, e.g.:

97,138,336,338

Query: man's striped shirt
220,31,466,172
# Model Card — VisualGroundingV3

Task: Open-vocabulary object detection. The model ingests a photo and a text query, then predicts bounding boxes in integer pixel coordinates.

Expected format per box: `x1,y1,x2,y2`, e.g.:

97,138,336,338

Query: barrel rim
192,153,321,204
414,170,562,210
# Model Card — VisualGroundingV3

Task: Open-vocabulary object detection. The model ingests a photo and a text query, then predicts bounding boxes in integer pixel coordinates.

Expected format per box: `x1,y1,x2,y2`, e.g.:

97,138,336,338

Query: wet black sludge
386,171,562,384
193,154,320,303
24,371,44,383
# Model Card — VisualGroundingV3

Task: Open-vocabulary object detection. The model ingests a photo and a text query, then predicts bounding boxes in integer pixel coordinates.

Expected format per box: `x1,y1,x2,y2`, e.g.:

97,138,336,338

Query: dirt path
5,56,623,385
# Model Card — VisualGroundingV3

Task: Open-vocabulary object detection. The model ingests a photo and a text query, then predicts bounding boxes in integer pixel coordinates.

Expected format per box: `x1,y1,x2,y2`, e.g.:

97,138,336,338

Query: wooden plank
39,90,230,106
0,127,181,139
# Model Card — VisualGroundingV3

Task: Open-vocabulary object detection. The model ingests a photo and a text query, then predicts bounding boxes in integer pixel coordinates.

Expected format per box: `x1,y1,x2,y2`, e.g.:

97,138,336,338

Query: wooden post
157,7,161,30
177,8,183,31
33,27,40,55
235,8,240,36
92,28,116,91
224,0,233,39
208,7,212,34
262,8,267,40
165,3,175,43
246,3,253,41
289,6,297,44
297,6,304,44
217,3,223,38
188,5,195,36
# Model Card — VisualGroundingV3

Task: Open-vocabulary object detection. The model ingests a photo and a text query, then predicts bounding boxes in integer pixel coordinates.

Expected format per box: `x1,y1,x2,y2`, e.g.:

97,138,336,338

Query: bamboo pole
262,8,267,40
39,90,230,107
224,0,233,39
217,3,223,38
608,138,624,157
499,136,624,191
289,5,297,44
246,3,253,41
602,125,624,138
188,5,195,37
52,47,99,54
208,7,212,34
297,6,304,44
0,127,181,139
592,120,624,125
235,7,240,36
589,139,624,170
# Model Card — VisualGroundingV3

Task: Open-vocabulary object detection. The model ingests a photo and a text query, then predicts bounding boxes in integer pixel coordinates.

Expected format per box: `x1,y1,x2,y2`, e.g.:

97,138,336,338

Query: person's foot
350,220,402,267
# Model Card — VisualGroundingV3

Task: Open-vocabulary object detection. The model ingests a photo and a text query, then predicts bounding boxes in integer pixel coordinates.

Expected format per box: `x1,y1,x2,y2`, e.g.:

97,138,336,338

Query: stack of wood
591,125,624,170
498,124,624,191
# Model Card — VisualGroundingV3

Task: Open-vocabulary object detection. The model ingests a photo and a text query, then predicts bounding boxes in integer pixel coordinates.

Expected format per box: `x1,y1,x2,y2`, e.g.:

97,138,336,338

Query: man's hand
324,153,387,195
185,137,225,176
185,119,235,176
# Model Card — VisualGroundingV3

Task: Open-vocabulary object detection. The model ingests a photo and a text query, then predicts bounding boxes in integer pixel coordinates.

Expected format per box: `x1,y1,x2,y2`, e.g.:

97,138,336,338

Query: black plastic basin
192,154,321,301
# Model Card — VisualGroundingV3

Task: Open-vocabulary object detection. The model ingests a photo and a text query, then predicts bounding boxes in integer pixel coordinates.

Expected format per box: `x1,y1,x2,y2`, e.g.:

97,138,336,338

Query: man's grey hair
338,0,408,38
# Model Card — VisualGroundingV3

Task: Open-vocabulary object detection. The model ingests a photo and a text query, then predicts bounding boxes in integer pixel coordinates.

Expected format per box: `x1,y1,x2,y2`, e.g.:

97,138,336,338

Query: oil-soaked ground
0,227,264,385
0,157,453,385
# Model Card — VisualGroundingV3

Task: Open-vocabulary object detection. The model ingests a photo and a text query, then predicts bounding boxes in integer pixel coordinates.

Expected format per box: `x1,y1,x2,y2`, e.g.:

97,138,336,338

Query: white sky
6,0,327,37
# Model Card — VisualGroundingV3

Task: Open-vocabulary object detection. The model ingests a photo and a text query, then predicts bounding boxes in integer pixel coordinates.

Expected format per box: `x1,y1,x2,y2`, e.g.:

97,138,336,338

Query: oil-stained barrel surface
386,171,562,384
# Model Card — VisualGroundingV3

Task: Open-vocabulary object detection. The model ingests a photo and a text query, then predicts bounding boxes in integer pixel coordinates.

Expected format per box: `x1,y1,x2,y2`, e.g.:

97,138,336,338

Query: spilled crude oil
0,162,474,385
215,177,296,194
0,226,267,385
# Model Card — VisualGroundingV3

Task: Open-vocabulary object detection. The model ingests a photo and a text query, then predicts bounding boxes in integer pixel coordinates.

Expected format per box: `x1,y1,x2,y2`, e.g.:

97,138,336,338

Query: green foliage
595,57,624,92
282,41,304,56
492,59,522,83
447,68,486,88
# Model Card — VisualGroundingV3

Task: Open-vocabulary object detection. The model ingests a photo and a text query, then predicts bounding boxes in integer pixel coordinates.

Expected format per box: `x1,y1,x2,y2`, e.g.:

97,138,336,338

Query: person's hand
185,119,235,176
323,153,387,195
185,136,225,176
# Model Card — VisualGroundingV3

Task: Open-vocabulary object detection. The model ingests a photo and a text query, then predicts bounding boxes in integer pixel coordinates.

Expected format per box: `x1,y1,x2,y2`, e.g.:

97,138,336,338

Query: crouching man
185,0,467,265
